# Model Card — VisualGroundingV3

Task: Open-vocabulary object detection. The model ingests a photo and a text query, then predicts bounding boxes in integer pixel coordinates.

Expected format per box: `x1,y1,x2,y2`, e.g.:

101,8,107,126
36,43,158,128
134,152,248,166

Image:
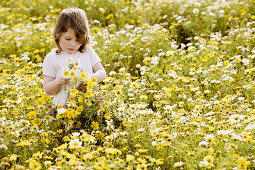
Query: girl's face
59,28,82,54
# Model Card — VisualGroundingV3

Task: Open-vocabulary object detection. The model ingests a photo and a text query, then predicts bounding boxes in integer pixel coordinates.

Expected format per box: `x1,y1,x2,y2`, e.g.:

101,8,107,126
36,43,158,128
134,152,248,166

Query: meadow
0,0,255,169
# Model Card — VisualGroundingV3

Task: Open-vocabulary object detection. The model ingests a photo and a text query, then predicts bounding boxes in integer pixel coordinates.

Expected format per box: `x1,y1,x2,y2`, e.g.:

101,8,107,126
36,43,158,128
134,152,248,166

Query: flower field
1,0,255,169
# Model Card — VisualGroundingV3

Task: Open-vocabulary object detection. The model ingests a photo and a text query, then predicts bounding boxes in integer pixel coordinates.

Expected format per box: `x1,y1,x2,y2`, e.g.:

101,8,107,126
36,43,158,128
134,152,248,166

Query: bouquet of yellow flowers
50,58,106,142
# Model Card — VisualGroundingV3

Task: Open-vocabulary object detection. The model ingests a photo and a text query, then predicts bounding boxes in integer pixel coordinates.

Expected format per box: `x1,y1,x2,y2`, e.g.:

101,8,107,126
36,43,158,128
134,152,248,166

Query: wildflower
66,57,73,63
85,90,93,98
104,113,111,119
151,56,159,65
204,134,214,141
193,8,199,15
224,60,229,66
76,105,83,113
57,108,66,114
70,70,76,77
44,161,51,167
105,148,122,155
29,160,42,170
235,57,241,63
87,81,94,90
242,58,250,65
166,51,174,57
126,154,135,162
62,67,70,78
138,149,148,153
11,130,20,137
10,154,18,162
237,156,250,169
203,155,214,164
28,111,36,119
36,98,44,105
69,159,78,166
204,90,210,94
245,124,255,131
91,121,99,130
69,138,82,149
71,132,80,138
70,88,78,96
16,140,31,147
83,153,94,160
199,161,209,167
99,8,106,14
150,129,159,136
0,144,8,150
199,141,209,148
31,118,41,127
174,161,184,168
91,77,98,84
80,72,87,79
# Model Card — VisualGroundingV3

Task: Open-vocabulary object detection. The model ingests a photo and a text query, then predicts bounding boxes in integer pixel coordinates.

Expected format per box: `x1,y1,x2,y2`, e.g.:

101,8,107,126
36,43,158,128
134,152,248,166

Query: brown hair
53,7,90,54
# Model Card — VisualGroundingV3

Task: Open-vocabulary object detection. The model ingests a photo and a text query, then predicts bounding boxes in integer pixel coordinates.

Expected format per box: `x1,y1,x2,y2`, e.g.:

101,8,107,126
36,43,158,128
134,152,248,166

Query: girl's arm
90,62,106,83
43,76,69,95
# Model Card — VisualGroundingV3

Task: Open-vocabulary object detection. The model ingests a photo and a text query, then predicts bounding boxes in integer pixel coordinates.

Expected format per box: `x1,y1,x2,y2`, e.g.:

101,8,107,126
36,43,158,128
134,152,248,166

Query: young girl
43,7,106,106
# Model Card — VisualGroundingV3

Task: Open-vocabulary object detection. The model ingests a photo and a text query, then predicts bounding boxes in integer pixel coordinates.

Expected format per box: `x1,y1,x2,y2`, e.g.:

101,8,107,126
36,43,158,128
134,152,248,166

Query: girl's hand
56,77,70,85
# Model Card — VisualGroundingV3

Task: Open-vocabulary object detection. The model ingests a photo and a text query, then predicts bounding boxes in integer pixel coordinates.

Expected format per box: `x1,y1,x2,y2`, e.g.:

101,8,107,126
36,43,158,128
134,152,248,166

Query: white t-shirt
43,46,101,106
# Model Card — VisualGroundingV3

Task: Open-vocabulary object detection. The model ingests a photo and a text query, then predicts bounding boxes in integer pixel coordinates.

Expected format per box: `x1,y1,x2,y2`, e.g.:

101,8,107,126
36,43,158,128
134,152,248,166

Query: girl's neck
61,51,78,56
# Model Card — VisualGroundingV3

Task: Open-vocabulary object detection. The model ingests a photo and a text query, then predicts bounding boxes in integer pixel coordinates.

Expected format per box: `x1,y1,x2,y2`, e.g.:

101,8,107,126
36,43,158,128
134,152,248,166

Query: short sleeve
43,53,56,77
89,46,102,66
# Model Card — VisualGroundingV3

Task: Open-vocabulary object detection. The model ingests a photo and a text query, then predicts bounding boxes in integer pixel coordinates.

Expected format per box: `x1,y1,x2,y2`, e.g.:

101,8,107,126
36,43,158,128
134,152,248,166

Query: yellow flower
126,154,135,162
62,68,70,78
31,118,41,126
28,111,36,119
204,90,211,94
106,13,113,20
180,76,190,83
10,154,18,162
85,90,93,98
155,159,164,165
235,57,241,63
83,153,94,160
76,106,83,113
104,113,111,119
91,121,99,130
130,82,139,88
135,144,142,148
105,148,122,155
57,129,63,133
70,89,78,96
70,70,76,77
80,72,87,80
69,159,78,166
95,132,105,140
87,81,94,90
29,160,42,170
16,140,31,147
36,98,44,105
138,149,148,153
237,156,250,169
91,77,98,84
99,8,106,14
66,57,73,63
203,155,214,164
85,100,92,106
224,60,229,66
